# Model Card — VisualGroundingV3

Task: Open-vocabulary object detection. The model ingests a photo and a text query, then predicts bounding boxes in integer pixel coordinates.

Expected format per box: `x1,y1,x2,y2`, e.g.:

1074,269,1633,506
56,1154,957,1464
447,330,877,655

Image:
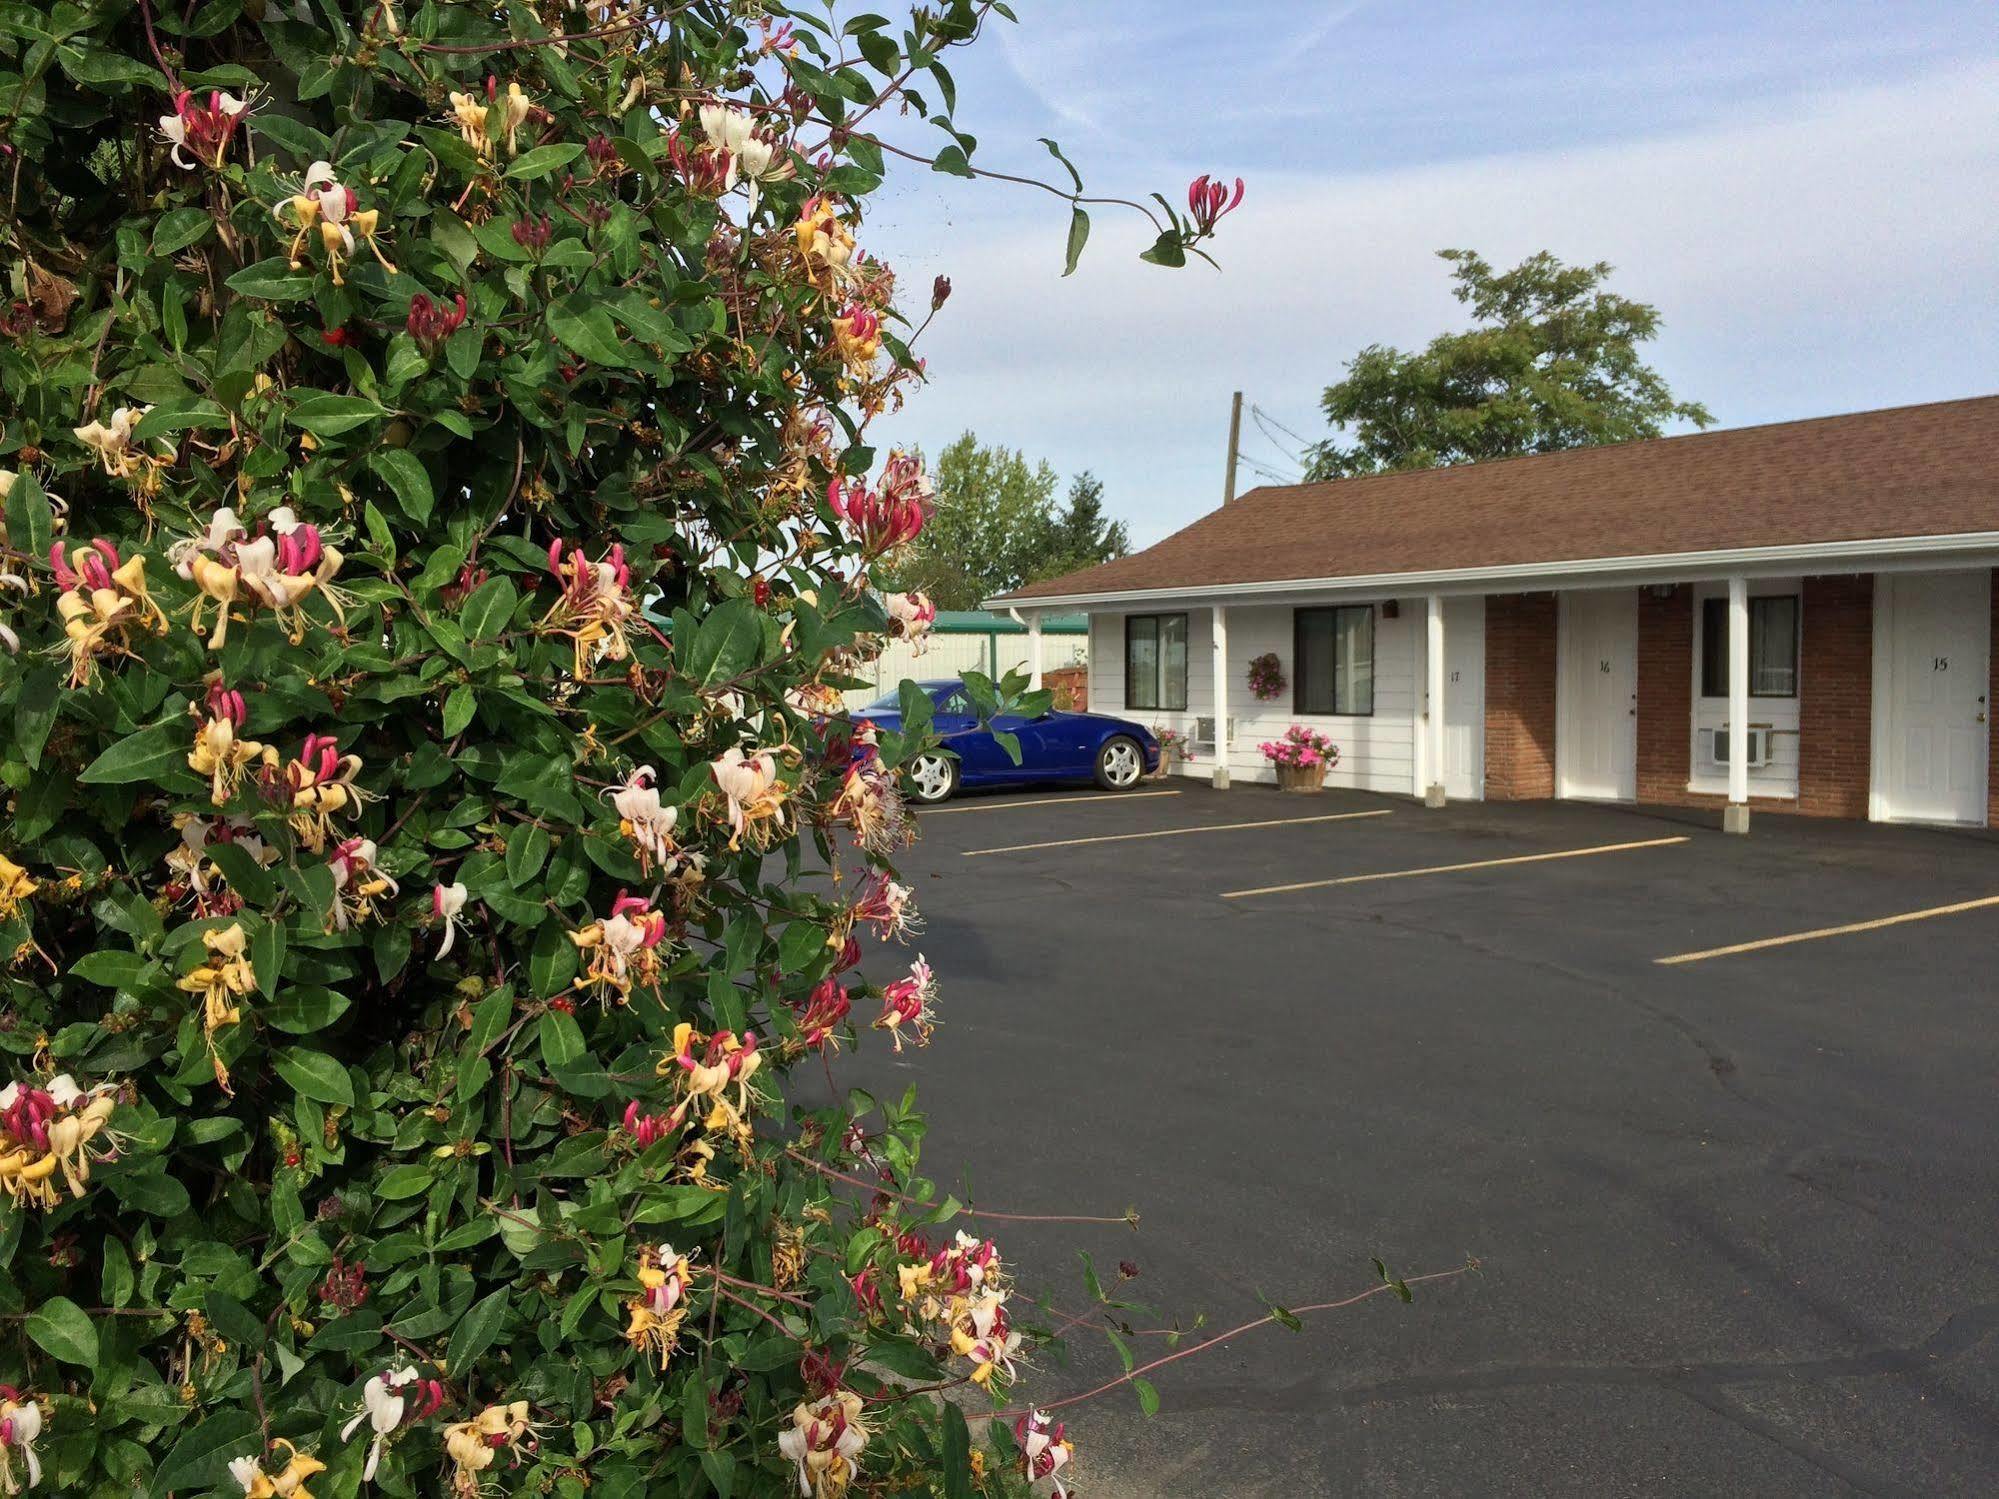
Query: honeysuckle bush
0,2,1413,1496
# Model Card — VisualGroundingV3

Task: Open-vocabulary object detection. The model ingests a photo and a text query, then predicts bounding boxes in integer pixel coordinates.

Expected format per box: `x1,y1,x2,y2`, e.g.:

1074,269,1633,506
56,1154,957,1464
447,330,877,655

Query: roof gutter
984,530,1999,610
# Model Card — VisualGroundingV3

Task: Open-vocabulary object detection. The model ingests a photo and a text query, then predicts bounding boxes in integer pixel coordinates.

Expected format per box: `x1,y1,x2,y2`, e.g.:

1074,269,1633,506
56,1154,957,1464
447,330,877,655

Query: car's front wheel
905,751,959,805
1094,736,1146,791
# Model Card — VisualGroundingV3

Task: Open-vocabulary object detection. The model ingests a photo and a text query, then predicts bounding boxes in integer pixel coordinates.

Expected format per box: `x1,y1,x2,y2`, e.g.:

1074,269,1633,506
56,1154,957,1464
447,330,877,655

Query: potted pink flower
1152,725,1191,776
1258,725,1339,792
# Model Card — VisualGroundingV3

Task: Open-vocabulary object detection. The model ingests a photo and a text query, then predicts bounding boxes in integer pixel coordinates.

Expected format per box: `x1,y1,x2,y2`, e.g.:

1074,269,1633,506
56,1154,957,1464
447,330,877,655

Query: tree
1304,249,1714,480
0,5,1261,1496
882,432,1061,609
1034,471,1130,582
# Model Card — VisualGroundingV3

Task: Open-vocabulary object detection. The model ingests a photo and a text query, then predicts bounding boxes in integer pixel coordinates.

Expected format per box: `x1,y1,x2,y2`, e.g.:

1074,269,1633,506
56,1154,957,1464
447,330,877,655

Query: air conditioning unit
1709,728,1770,768
1193,716,1236,753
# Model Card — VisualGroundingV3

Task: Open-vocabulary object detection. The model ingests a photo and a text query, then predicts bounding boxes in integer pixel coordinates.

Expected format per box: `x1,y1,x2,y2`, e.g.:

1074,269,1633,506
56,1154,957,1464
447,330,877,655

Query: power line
1251,403,1317,452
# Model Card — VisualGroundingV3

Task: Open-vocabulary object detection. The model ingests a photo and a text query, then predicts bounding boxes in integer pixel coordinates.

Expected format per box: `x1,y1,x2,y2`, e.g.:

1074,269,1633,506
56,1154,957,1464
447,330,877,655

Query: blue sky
857,1,1999,547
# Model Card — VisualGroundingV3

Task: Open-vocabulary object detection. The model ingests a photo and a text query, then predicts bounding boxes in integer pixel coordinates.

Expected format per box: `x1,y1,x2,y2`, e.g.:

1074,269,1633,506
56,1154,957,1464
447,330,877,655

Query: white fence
841,632,1088,708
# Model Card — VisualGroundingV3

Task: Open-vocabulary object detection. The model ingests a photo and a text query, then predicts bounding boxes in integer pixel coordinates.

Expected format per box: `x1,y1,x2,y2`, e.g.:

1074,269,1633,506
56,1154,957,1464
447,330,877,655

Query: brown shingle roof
997,396,1999,602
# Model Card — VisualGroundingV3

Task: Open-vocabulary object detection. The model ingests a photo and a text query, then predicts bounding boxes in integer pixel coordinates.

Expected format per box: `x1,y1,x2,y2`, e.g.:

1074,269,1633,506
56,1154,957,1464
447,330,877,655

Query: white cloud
873,59,1999,546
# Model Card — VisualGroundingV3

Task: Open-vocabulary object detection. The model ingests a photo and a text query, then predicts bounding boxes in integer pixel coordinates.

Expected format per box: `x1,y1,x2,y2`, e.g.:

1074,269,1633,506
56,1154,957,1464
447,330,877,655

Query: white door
1443,596,1485,800
1879,571,1990,825
1559,590,1638,800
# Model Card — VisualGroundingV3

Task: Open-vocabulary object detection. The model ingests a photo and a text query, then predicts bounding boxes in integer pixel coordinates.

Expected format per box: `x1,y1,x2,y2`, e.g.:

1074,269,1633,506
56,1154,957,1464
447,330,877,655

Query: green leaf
265,984,350,1035
77,719,188,785
442,684,476,737
223,257,317,301
25,1297,98,1366
375,1163,431,1200
547,294,629,367
1133,1375,1161,1416
1063,207,1091,277
107,1165,191,1218
460,576,519,642
940,1402,972,1499
203,1289,265,1349
288,393,385,437
3,471,54,574
1038,136,1084,192
932,144,975,178
538,1009,585,1067
505,142,585,179
681,1369,709,1450
1140,230,1189,268
369,448,434,525
273,1047,354,1106
446,1288,511,1375
132,401,228,440
505,822,550,887
151,207,213,256
69,951,149,989
251,920,287,999
149,1408,260,1497
684,597,763,688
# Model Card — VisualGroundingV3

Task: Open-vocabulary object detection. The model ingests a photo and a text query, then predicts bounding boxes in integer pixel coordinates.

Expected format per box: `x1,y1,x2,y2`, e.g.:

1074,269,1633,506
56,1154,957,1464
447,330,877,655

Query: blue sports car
854,679,1162,804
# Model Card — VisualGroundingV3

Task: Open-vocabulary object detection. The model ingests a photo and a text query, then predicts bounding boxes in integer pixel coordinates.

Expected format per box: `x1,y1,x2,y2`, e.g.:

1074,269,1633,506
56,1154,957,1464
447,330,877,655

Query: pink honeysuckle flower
1187,173,1245,236
826,451,933,556
431,881,469,958
884,591,936,653
849,869,920,942
1015,1409,1075,1496
621,1099,673,1149
159,89,250,170
407,292,468,350
791,975,852,1050
874,955,937,1052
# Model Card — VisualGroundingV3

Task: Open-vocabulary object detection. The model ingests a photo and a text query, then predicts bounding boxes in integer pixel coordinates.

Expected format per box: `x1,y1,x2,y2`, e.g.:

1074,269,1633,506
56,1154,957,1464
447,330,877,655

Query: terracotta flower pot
1275,761,1326,793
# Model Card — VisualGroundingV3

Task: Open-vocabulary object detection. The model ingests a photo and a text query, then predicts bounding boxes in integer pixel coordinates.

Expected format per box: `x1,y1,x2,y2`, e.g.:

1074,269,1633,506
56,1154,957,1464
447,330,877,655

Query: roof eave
985,530,1999,610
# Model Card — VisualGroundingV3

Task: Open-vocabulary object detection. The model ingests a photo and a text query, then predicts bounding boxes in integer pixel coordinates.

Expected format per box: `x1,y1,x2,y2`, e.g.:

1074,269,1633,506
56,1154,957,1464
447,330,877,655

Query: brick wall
1636,586,1693,802
1483,593,1558,799
1043,664,1087,712
1627,575,1875,819
1799,574,1874,818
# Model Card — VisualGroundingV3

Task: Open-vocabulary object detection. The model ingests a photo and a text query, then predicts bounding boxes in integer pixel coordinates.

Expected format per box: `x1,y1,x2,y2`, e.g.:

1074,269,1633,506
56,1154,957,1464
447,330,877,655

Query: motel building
991,397,1999,833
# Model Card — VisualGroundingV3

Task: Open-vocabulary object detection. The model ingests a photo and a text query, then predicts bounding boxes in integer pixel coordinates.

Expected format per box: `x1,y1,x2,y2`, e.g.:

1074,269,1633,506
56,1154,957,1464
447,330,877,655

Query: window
1124,614,1188,711
1700,595,1798,698
1295,606,1375,716
936,688,971,716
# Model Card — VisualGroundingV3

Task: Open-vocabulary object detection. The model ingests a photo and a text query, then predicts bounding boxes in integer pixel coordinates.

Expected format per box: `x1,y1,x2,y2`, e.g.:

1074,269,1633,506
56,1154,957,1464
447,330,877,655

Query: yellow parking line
1655,894,1999,966
962,809,1391,857
920,790,1182,816
1221,836,1689,898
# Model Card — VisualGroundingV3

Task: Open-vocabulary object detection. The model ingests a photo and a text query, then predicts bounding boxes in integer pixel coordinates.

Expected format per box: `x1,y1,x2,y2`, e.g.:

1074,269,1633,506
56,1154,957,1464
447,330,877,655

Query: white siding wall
1090,603,1419,792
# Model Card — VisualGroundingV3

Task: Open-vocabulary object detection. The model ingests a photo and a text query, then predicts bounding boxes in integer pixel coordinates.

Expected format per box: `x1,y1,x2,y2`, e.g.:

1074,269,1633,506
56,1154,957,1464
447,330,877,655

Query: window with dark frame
1699,595,1799,698
1294,606,1376,716
1124,613,1188,711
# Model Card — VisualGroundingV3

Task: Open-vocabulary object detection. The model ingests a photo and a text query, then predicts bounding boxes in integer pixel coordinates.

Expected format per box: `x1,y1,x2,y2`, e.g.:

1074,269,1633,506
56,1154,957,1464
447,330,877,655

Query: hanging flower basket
1247,652,1286,701
1259,726,1339,793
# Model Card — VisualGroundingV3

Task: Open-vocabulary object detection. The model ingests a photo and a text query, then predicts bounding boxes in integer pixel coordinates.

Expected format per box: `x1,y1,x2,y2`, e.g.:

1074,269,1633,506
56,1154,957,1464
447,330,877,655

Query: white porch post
1724,576,1751,834
1026,613,1043,692
1424,593,1447,807
1211,604,1231,790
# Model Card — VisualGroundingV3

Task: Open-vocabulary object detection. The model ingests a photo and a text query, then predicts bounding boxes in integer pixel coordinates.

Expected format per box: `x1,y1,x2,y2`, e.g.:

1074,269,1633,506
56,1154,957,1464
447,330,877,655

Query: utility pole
1222,389,1243,504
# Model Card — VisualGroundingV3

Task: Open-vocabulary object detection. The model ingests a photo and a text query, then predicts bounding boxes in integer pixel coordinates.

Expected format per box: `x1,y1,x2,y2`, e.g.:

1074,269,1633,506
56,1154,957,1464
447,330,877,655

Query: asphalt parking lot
847,781,1999,1497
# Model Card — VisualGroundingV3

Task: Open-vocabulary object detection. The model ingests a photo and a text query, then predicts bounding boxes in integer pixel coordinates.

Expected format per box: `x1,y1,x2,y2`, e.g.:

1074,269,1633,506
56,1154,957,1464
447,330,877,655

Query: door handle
1979,712,1988,724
